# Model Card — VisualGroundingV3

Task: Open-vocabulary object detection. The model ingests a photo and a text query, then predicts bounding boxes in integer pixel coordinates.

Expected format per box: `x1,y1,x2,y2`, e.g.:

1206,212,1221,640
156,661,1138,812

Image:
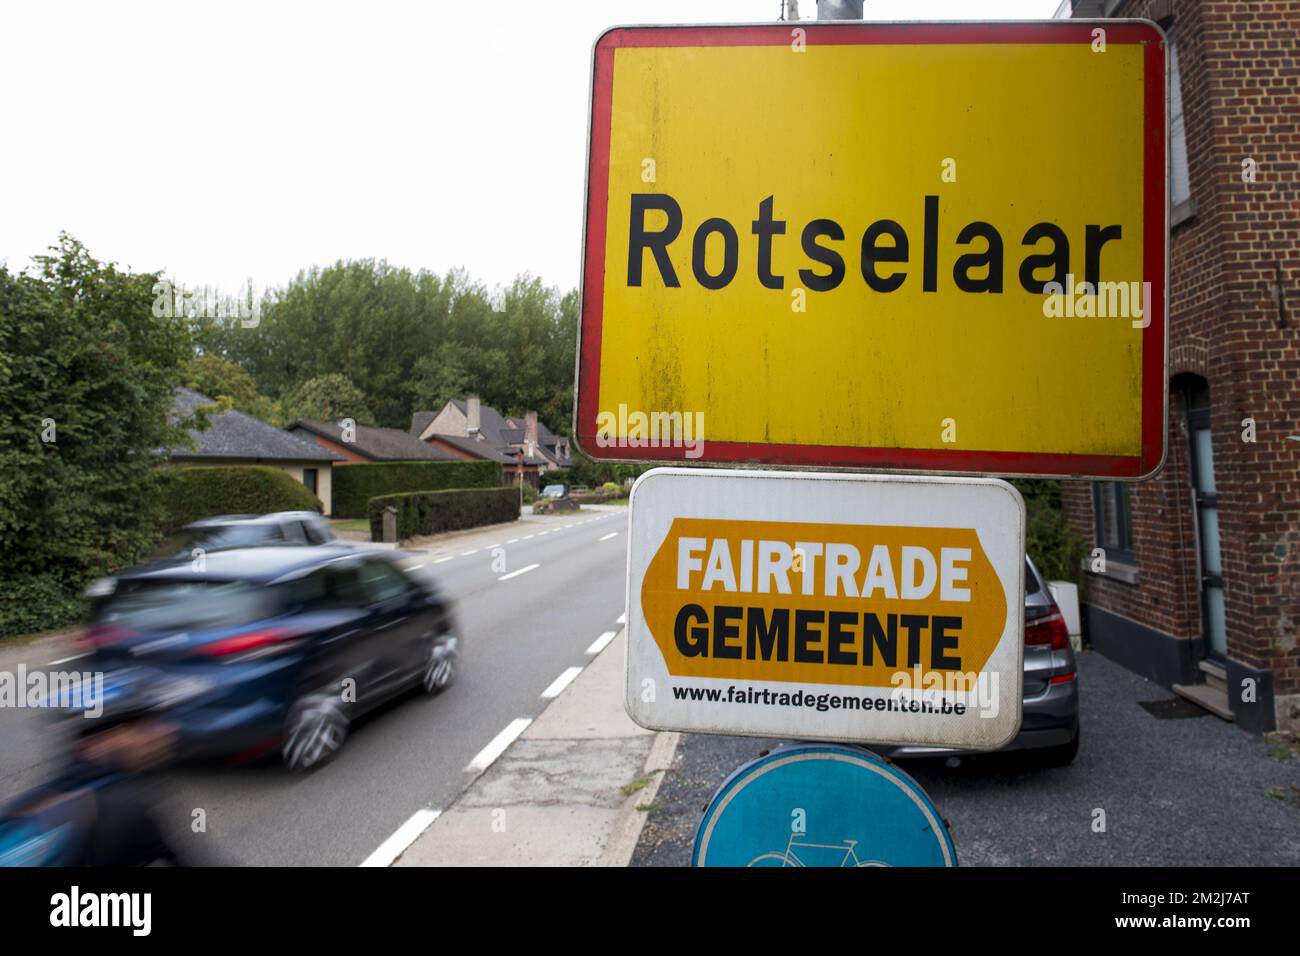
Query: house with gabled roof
168,388,345,514
409,396,572,487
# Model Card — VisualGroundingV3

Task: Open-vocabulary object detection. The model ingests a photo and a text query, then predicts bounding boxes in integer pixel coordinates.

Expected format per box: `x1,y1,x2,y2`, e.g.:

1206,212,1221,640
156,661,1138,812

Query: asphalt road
0,507,629,866
632,651,1300,867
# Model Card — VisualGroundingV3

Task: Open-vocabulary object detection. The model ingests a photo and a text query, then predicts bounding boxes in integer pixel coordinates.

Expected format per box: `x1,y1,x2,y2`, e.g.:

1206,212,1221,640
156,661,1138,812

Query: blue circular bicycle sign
692,744,957,867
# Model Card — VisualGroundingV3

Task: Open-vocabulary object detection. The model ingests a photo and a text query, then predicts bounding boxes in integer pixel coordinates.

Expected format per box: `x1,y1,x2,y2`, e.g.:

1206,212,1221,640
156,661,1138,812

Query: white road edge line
359,807,441,868
465,718,532,773
586,631,617,655
498,563,540,581
599,531,618,541
540,666,584,699
47,653,88,666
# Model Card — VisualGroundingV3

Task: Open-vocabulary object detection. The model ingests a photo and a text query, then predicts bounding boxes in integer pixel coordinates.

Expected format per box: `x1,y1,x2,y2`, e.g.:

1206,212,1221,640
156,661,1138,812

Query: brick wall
1064,0,1300,728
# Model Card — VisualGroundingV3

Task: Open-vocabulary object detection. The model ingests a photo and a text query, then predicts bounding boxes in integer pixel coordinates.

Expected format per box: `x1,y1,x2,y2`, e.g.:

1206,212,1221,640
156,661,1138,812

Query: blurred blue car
78,545,458,772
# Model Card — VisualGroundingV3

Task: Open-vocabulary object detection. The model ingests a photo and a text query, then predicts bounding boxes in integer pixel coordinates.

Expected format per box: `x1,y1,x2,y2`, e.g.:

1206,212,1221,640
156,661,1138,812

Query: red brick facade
1064,0,1300,731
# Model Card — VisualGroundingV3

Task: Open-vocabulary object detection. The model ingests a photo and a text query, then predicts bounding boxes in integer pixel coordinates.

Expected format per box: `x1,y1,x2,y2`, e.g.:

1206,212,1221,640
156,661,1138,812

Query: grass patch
620,775,653,797
330,518,371,534
1265,785,1300,808
636,801,662,812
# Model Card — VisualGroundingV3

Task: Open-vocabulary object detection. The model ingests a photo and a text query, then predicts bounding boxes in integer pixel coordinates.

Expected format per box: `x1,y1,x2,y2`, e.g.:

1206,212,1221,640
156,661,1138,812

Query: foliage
331,460,502,518
281,372,373,425
200,261,578,431
0,574,88,641
368,487,520,540
545,450,650,489
184,353,282,424
1012,479,1088,584
0,236,194,638
157,466,323,532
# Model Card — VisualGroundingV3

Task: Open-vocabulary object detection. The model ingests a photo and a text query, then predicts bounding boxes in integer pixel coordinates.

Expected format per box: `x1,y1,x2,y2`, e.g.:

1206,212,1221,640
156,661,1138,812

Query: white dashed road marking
498,563,540,581
541,667,583,699
47,653,88,666
586,631,617,655
359,808,441,868
465,718,532,773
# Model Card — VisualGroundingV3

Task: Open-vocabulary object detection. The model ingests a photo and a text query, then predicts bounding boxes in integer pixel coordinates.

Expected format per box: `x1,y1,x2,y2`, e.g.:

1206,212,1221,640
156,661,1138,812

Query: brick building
1060,0,1299,732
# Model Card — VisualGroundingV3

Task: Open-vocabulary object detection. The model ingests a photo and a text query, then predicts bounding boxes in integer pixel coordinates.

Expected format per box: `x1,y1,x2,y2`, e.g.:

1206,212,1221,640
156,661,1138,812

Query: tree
184,353,282,424
281,373,374,424
1012,479,1088,584
0,235,195,636
189,259,581,435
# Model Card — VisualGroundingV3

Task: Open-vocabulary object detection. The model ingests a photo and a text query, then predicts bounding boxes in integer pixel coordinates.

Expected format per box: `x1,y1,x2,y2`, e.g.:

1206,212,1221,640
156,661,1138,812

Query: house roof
290,420,460,462
409,410,437,438
428,432,547,466
169,389,344,463
426,432,513,463
432,398,572,467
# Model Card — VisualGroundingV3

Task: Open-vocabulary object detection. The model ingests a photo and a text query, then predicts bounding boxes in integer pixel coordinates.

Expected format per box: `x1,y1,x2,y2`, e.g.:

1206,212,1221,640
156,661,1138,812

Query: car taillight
1024,608,1070,650
194,628,301,660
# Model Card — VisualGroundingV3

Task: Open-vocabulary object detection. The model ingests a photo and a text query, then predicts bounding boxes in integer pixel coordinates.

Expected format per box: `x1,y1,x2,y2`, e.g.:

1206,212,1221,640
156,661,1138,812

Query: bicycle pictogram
748,833,891,867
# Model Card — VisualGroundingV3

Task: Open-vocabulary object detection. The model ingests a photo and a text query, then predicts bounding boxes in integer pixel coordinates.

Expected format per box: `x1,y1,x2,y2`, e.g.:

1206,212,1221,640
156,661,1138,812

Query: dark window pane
97,580,279,631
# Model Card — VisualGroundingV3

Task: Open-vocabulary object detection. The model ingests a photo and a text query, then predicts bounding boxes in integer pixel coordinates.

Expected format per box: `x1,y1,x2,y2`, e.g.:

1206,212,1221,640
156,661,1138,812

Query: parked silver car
872,556,1080,768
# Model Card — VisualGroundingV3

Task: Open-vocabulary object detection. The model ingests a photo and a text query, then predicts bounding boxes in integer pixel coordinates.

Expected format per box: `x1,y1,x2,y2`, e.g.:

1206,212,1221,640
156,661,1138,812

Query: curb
389,628,680,867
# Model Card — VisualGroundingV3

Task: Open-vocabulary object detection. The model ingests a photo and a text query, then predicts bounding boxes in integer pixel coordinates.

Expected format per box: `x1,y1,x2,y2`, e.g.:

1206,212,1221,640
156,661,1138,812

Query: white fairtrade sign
625,468,1026,750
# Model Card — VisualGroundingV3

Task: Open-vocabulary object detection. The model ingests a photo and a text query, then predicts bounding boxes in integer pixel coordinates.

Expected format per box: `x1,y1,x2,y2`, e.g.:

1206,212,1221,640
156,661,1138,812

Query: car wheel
422,634,458,695
282,692,350,772
1036,729,1080,768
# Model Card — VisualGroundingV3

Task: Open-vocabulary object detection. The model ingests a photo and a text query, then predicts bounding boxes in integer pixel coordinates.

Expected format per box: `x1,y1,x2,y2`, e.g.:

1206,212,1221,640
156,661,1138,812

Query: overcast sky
1,0,1060,296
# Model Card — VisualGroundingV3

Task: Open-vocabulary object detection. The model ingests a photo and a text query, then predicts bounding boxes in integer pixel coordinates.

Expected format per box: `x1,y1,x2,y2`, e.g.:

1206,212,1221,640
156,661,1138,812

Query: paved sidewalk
396,630,678,866
335,502,627,558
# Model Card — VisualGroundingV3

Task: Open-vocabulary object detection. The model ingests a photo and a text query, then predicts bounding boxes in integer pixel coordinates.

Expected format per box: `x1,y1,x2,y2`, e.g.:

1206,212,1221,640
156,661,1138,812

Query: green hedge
368,487,519,541
0,573,88,641
1011,479,1088,585
333,460,501,518
158,466,322,532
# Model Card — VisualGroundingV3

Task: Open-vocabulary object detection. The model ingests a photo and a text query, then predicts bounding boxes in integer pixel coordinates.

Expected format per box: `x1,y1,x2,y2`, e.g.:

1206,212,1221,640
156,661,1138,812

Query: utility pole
816,0,863,18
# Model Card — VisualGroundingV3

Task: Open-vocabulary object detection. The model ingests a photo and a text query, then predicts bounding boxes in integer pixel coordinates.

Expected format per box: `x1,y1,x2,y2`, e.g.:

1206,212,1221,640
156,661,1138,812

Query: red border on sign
576,22,1168,479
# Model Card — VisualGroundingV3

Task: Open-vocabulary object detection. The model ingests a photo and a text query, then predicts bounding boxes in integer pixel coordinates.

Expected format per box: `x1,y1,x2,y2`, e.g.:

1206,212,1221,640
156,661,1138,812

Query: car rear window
96,580,280,632
1024,558,1041,595
187,524,284,552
